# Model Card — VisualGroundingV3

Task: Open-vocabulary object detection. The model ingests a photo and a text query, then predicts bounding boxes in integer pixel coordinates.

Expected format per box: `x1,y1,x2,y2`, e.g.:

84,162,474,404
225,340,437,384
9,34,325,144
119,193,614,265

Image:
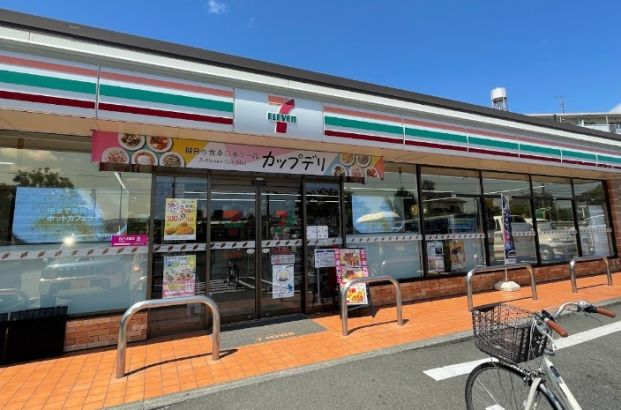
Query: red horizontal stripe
562,159,598,167
324,129,402,144
519,154,562,163
98,103,233,124
405,139,468,152
468,147,519,158
0,90,95,109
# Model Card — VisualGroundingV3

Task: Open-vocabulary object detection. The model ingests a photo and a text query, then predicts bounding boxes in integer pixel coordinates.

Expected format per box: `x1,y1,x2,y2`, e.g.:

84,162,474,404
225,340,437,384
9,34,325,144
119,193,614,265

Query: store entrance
209,178,303,321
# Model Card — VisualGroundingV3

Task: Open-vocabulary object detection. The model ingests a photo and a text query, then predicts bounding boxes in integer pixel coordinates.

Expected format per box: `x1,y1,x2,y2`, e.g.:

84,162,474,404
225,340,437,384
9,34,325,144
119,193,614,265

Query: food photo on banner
162,254,196,298
334,248,369,305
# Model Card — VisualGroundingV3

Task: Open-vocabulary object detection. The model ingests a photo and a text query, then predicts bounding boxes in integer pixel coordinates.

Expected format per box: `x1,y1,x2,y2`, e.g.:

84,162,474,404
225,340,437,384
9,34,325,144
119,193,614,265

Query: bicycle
465,300,616,409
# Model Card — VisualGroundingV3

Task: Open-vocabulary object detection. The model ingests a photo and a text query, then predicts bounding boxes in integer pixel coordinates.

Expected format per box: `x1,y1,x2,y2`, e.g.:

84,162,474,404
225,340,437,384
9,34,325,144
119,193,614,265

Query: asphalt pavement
136,302,621,410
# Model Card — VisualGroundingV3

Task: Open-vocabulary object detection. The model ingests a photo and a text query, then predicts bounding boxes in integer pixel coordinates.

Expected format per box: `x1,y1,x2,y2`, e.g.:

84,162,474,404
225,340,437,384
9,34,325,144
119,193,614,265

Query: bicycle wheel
465,362,556,409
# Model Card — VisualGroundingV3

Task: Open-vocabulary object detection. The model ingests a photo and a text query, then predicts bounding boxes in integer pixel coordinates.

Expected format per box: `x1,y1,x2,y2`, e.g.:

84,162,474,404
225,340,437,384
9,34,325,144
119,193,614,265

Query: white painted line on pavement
423,320,621,381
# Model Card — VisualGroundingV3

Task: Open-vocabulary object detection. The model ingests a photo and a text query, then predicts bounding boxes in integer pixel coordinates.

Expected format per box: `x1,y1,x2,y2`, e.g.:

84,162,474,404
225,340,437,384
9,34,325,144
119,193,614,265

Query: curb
112,296,621,410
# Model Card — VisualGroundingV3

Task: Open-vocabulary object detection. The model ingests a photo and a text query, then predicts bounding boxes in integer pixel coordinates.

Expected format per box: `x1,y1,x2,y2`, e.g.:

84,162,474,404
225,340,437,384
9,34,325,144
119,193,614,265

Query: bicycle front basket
472,303,547,364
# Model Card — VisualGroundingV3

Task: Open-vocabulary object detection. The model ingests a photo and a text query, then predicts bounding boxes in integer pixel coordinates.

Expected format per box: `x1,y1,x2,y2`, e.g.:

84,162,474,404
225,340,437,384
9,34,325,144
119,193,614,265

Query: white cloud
609,103,621,113
207,0,228,14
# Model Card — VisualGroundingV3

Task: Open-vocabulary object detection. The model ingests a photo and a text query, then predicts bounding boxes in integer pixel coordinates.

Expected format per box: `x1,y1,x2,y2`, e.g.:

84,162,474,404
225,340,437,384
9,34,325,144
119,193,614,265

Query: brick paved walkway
1,272,620,410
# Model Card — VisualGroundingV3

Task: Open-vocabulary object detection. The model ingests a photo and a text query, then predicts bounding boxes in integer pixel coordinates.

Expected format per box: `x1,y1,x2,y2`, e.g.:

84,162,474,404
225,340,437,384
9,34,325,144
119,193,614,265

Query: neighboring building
529,112,621,135
1,9,621,352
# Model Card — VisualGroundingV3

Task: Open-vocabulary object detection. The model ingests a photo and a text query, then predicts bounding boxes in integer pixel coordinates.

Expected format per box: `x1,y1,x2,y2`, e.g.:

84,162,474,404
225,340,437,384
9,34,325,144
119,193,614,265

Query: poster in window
272,264,294,298
351,195,405,234
334,248,369,305
426,241,445,273
11,187,113,244
164,198,197,240
163,255,196,298
449,239,466,271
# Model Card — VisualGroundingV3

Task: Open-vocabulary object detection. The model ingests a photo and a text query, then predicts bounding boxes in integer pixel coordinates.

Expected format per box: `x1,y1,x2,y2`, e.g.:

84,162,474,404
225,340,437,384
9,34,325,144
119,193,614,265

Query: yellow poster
164,198,197,241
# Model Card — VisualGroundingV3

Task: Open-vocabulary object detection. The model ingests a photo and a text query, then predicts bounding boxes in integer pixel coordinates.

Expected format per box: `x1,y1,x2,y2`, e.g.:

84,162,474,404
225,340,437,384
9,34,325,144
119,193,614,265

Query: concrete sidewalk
1,273,620,410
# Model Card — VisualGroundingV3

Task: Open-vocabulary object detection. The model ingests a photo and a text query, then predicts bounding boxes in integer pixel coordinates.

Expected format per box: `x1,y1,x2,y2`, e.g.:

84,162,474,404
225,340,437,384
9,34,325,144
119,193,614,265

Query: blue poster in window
12,187,115,244
352,194,405,234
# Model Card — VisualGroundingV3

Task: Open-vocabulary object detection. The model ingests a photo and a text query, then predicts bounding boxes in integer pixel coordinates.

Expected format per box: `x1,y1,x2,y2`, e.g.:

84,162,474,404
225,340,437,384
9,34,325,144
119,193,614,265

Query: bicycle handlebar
593,306,616,318
545,319,569,337
553,300,616,319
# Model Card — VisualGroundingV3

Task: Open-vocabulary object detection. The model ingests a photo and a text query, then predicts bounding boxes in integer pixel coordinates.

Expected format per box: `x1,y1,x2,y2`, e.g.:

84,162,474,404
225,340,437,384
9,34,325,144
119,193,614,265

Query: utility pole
555,96,566,113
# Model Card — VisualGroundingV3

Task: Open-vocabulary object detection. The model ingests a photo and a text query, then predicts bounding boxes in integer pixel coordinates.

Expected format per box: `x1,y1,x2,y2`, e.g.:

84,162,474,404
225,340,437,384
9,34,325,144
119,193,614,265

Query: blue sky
1,1,619,114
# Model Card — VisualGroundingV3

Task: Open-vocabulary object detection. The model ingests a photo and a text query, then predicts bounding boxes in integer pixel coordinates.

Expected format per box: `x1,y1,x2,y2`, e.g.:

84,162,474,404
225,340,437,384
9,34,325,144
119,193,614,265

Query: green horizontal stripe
598,154,621,164
520,143,561,157
405,127,467,144
0,69,95,94
324,116,403,136
562,150,597,161
469,136,518,151
99,84,234,113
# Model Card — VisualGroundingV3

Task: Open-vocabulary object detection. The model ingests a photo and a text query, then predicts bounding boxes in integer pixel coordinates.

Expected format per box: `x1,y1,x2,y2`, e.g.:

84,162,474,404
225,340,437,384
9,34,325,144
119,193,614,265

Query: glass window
533,198,578,263
421,167,483,275
483,197,537,265
532,176,573,198
573,179,613,257
421,167,481,196
344,163,422,280
0,140,151,315
482,172,531,196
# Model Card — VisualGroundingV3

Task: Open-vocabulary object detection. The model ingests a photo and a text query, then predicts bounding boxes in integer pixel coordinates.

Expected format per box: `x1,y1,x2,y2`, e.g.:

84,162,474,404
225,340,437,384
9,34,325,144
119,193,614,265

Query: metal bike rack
466,263,538,311
340,275,403,336
569,255,612,293
115,295,221,378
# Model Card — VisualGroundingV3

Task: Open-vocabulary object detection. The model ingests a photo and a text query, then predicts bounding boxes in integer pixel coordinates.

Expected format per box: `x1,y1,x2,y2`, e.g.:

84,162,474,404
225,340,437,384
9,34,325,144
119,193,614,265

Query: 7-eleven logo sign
267,95,296,134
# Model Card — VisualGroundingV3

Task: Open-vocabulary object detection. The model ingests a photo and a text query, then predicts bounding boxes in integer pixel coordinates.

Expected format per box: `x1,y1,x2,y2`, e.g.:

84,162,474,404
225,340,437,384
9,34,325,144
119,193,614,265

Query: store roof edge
0,7,620,142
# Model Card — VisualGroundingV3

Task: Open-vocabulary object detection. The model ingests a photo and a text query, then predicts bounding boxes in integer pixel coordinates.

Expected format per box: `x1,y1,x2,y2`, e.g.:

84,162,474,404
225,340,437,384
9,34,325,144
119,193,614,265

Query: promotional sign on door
272,264,294,298
163,254,196,298
164,198,197,240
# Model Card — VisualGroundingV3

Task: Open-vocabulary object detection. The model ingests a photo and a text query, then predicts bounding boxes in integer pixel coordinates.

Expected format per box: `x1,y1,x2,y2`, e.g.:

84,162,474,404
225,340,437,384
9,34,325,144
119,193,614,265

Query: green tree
12,167,74,188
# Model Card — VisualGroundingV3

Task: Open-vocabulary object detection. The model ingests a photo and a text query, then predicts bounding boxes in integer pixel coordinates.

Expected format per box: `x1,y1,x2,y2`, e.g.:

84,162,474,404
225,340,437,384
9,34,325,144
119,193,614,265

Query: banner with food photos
91,131,384,178
334,248,369,305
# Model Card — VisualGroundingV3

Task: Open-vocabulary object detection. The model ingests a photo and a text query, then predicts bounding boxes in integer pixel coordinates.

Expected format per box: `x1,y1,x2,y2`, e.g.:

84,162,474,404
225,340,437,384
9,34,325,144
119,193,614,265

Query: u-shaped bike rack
115,295,221,378
466,263,538,311
340,275,403,336
569,255,612,293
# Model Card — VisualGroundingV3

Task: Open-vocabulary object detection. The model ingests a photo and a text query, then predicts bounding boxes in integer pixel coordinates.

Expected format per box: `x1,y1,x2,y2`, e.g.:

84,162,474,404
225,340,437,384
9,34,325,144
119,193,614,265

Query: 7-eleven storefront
1,11,621,351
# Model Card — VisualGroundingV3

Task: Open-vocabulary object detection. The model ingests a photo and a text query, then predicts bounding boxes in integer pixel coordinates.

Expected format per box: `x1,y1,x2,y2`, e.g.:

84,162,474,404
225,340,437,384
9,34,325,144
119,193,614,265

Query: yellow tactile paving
1,272,620,409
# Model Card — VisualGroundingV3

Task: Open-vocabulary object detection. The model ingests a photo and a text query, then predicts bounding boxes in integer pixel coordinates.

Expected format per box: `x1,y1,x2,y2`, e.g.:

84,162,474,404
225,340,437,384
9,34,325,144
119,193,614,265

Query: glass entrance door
259,187,303,317
209,185,257,321
209,179,303,321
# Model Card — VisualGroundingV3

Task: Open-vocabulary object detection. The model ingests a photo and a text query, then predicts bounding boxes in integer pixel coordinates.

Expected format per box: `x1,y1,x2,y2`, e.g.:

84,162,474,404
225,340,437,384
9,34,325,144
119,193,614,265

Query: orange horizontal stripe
0,54,98,77
324,105,402,124
100,71,234,98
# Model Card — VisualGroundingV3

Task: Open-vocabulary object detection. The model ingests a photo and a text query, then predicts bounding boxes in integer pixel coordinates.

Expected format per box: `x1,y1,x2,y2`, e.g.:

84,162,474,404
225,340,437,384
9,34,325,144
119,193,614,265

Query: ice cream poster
272,264,294,298
334,248,369,305
163,255,196,298
164,198,197,241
